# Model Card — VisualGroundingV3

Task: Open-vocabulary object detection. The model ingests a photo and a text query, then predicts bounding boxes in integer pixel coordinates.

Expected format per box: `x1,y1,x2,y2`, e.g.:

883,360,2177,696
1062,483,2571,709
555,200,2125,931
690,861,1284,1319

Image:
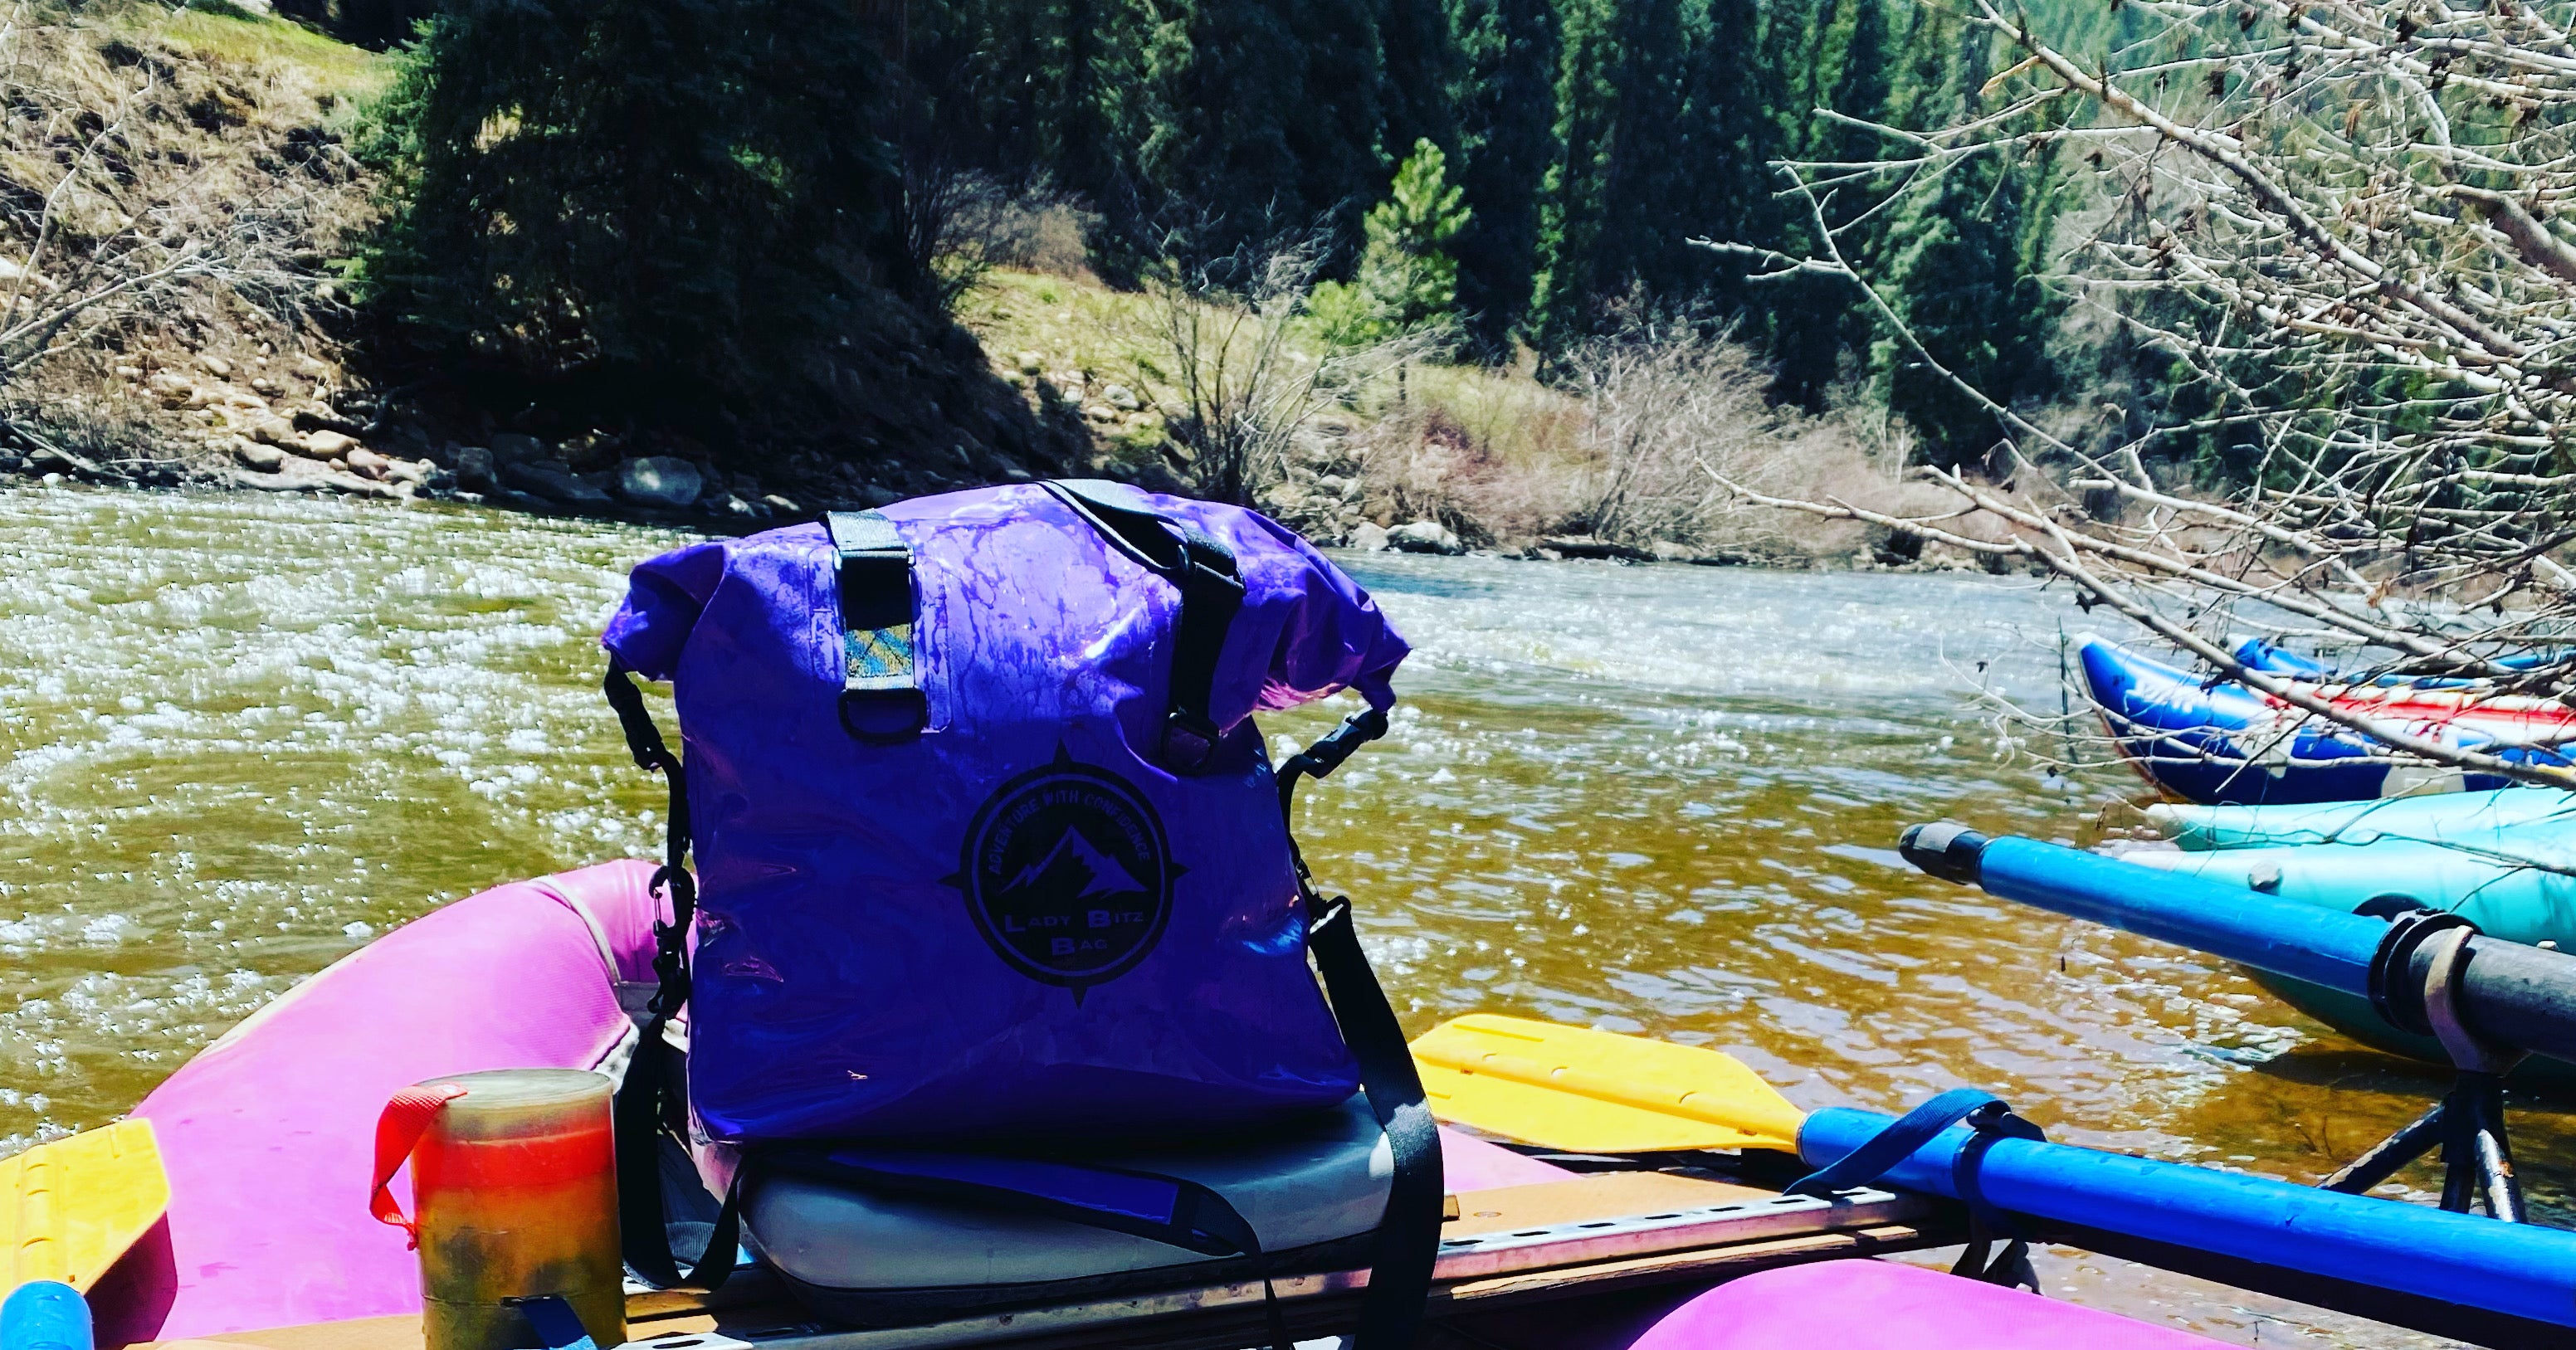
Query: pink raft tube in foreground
87,860,2228,1350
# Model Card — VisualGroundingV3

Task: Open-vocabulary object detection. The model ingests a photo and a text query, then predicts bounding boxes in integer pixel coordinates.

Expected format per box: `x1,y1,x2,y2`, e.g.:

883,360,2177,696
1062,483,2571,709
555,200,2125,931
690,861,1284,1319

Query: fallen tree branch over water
1696,0,2576,786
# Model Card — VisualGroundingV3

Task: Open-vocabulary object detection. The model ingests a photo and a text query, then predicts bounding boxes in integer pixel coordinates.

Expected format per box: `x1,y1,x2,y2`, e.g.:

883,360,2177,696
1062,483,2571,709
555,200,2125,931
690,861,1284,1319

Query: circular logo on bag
948,747,1178,992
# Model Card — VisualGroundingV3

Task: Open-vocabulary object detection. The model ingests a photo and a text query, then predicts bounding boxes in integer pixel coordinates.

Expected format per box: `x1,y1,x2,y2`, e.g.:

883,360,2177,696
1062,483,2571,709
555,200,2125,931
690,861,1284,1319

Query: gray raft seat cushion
743,1093,1395,1326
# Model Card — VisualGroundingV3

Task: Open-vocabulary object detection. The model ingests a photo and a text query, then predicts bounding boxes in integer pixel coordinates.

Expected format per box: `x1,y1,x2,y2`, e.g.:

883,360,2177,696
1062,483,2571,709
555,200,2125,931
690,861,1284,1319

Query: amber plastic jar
408,1069,624,1350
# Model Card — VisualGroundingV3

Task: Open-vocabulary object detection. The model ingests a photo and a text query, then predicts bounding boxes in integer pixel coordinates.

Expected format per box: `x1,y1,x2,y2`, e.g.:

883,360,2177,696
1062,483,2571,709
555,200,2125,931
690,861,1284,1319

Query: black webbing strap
827,510,928,742
1040,480,1245,772
1276,707,1439,1350
1788,1088,2044,1291
1307,899,1444,1350
603,659,739,1291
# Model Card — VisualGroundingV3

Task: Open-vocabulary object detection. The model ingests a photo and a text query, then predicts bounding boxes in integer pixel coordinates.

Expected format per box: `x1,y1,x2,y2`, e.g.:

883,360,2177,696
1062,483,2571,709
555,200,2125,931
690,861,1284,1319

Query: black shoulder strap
1787,1087,2044,1291
827,510,928,742
1307,899,1444,1350
603,658,739,1291
1281,708,1443,1350
1040,480,1245,772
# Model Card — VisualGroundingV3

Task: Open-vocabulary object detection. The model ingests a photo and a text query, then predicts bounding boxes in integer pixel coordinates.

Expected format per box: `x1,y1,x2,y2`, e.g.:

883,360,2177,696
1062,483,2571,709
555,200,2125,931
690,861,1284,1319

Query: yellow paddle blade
1411,1014,1806,1154
1,1119,169,1294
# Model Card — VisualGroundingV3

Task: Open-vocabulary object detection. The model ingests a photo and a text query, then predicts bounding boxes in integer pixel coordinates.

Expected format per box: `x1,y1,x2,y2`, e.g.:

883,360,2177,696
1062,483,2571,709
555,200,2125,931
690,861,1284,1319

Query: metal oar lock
1900,821,2576,1223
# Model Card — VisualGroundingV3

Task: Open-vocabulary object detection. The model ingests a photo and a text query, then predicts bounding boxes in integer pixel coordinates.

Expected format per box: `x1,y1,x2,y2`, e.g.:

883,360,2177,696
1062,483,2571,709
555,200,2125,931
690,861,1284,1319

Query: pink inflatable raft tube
92,862,2227,1349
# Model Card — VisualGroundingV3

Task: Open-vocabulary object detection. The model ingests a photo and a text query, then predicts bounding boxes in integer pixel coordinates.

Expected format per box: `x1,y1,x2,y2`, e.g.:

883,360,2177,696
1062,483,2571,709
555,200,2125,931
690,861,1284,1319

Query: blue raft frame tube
1980,832,2383,992
1900,822,2576,1065
1796,1108,2576,1327
0,1282,90,1350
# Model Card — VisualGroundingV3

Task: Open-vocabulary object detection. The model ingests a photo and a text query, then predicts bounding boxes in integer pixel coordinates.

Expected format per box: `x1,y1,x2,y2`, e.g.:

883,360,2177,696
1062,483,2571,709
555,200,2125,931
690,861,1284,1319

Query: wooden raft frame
186,1172,1960,1350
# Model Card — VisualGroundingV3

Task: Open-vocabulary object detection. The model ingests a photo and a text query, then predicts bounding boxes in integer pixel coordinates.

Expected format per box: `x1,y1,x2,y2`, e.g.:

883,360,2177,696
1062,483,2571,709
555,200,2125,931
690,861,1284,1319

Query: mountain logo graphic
948,748,1178,991
1002,830,1149,902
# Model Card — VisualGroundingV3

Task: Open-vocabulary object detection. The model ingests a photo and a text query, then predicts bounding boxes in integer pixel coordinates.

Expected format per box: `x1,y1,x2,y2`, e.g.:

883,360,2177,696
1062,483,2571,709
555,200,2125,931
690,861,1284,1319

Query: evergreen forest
894,0,2080,461
339,0,2111,485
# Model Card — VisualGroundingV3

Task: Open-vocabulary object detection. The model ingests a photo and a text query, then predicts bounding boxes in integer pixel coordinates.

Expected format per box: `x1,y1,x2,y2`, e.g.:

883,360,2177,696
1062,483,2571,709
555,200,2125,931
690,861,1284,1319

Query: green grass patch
154,4,390,100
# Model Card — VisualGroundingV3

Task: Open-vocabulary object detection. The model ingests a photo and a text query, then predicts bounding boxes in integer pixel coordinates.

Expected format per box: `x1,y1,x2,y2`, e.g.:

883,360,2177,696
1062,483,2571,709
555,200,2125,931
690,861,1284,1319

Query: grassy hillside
0,2,383,482
959,263,1912,560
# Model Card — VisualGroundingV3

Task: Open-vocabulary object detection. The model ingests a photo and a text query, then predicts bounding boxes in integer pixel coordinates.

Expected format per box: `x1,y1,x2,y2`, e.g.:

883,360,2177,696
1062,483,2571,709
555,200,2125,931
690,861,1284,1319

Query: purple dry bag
598,483,1444,1345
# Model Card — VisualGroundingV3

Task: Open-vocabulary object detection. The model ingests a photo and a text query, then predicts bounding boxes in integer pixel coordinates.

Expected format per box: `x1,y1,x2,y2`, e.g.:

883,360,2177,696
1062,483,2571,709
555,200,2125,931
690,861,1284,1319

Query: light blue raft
2148,786,2576,850
2122,833,2576,934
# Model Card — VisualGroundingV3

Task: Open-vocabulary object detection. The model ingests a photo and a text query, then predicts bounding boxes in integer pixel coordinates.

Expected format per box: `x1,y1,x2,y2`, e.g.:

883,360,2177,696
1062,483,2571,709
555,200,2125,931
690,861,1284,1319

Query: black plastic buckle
1159,711,1222,773
1290,707,1390,780
1178,538,1242,592
840,688,931,743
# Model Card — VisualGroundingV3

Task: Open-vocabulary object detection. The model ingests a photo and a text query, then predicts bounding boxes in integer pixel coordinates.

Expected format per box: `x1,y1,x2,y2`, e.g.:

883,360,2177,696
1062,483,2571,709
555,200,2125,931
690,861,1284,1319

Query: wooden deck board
182,1176,1960,1350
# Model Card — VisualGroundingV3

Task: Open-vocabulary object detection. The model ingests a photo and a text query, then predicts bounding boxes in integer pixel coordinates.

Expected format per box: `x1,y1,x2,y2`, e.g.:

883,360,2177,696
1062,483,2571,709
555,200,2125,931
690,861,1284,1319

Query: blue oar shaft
1978,835,2383,991
1798,1109,2576,1326
1902,823,2576,1063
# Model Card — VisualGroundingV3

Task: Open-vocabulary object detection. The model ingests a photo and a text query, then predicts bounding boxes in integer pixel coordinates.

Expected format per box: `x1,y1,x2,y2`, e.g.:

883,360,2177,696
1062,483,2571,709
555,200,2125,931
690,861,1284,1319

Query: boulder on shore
617,456,703,509
489,432,547,463
303,430,359,461
451,446,498,490
1539,534,1648,562
232,440,285,472
501,458,612,505
1348,522,1389,553
1387,520,1465,555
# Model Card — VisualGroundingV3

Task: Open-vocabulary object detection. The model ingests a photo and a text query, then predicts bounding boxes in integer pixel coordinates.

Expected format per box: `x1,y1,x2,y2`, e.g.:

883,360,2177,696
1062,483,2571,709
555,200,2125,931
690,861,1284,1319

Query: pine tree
1117,0,1410,262
1665,0,1779,324
1314,139,1475,342
1286,0,1393,246
363,0,908,395
1529,0,1693,349
1871,21,2062,465
1446,0,1559,353
1380,0,1463,178
1762,0,1895,408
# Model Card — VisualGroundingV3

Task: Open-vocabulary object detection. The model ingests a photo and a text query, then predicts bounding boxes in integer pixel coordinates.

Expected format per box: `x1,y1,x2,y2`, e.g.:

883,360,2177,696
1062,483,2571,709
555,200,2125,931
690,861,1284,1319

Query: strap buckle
828,510,925,743
1159,711,1222,773
842,687,931,742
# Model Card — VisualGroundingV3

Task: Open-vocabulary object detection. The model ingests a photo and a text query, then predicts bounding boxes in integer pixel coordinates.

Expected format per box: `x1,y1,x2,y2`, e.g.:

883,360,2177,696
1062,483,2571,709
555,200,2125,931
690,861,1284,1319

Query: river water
0,483,2550,1346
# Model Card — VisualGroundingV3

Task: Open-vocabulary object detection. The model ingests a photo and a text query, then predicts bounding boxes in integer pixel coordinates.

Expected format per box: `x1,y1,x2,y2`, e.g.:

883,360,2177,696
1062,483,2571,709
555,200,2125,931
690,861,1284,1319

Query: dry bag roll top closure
598,482,1443,1341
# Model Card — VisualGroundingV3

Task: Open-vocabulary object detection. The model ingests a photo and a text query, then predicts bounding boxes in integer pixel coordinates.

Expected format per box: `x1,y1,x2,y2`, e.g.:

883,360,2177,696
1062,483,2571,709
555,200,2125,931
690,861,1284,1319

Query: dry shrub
1332,325,1981,559
1351,405,1571,545
1139,233,1434,503
978,192,1094,279
914,173,1100,305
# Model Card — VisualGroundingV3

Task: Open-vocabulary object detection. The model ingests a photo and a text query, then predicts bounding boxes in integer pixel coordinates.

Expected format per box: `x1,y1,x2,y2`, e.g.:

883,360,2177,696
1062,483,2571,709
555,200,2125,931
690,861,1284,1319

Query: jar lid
416,1068,611,1137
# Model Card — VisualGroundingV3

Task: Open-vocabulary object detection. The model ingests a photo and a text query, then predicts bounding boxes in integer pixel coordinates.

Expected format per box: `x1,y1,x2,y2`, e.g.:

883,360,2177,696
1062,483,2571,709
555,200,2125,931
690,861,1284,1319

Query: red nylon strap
370,1083,468,1248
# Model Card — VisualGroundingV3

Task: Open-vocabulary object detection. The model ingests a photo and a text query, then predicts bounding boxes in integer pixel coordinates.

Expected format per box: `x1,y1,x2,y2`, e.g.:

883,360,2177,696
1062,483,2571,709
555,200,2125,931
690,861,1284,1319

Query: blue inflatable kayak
1915,824,2576,1084
2075,635,2549,804
2235,636,2570,690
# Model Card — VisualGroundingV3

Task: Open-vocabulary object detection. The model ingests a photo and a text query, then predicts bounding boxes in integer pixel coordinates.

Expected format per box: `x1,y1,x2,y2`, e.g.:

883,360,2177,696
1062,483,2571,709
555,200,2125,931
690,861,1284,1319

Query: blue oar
1899,821,2576,1065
